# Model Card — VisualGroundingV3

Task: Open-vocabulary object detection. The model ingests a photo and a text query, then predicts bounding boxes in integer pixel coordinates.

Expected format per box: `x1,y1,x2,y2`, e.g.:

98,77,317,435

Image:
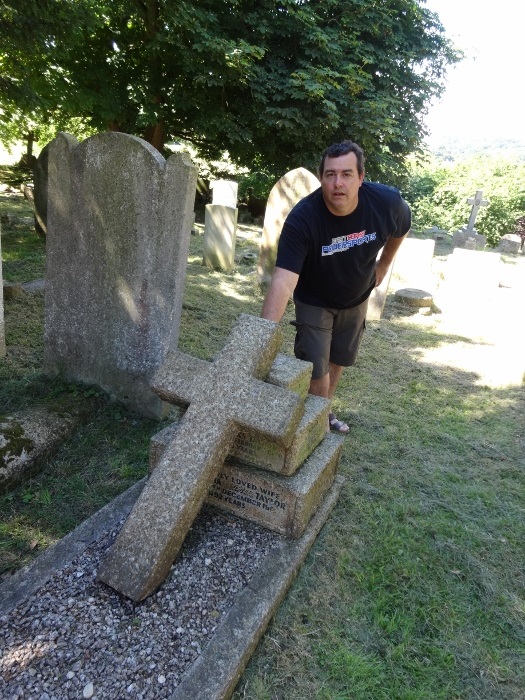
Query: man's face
320,152,364,216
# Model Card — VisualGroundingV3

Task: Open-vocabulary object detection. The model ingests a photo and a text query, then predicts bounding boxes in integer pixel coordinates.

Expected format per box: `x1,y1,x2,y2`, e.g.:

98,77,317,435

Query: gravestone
452,189,489,250
496,233,521,254
203,205,238,271
44,132,197,419
0,222,5,358
203,180,239,271
256,167,320,293
97,314,305,601
211,179,238,209
33,142,50,236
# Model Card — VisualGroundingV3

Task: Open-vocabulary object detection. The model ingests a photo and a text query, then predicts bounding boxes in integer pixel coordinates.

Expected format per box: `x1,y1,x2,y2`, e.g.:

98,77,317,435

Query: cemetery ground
1,190,525,699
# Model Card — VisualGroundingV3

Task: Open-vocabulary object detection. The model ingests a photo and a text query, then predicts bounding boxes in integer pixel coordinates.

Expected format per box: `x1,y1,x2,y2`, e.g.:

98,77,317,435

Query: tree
1,0,459,181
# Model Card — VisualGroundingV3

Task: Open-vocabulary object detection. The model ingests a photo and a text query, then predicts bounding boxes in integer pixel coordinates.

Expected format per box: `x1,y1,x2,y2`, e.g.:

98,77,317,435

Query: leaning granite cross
97,314,304,601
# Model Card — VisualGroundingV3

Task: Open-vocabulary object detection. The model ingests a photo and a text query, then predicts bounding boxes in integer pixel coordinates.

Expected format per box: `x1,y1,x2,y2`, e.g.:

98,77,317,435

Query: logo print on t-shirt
321,230,377,256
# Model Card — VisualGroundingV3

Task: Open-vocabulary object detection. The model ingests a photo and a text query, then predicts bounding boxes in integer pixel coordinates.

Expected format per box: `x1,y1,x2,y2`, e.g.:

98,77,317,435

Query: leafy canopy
1,0,459,180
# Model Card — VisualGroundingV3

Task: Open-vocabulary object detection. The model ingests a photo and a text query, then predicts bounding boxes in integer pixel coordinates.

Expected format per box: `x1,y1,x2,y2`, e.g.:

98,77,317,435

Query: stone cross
97,314,304,601
466,189,489,231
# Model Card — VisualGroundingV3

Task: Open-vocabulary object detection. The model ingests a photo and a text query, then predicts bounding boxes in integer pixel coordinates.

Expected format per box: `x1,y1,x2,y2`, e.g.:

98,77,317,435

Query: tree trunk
143,123,165,152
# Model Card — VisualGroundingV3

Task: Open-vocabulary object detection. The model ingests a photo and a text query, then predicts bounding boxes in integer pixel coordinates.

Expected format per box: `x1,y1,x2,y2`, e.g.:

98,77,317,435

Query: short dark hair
319,141,365,178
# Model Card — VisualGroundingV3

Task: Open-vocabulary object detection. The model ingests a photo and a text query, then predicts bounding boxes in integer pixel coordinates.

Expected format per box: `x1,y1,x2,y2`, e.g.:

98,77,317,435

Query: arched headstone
44,132,197,418
256,167,320,293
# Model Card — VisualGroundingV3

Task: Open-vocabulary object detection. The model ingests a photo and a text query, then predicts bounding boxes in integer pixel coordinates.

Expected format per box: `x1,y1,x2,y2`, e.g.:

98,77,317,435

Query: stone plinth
203,204,238,271
150,393,329,477
150,432,343,538
452,229,486,250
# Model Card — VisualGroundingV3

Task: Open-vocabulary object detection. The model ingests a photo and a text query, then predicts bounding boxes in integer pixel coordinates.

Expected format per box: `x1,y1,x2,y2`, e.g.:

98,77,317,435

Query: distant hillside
425,137,525,163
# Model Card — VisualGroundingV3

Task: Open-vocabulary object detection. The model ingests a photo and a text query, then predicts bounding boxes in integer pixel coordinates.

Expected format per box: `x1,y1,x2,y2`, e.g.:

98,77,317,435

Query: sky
422,0,525,146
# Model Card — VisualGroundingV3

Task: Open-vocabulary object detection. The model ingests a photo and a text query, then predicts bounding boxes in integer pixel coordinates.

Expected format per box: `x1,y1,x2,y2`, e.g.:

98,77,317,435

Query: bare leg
308,364,348,433
308,363,344,399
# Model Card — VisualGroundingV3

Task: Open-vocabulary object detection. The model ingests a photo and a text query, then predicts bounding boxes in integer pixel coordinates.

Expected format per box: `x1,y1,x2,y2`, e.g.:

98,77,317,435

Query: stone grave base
0,474,344,700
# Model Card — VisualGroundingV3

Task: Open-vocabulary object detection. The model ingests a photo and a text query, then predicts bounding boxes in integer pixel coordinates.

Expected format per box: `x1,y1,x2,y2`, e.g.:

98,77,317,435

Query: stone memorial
202,179,239,271
211,179,238,209
256,167,320,293
44,132,197,419
496,233,521,254
203,205,238,271
452,189,489,250
0,223,5,358
147,339,343,544
97,314,306,601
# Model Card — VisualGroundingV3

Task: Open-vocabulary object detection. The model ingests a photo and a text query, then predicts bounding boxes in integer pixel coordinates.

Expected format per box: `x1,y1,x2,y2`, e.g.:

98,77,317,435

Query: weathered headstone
97,314,304,601
452,189,489,250
0,222,5,358
33,142,50,236
44,132,197,419
496,233,521,254
202,179,239,271
203,204,238,271
256,167,320,292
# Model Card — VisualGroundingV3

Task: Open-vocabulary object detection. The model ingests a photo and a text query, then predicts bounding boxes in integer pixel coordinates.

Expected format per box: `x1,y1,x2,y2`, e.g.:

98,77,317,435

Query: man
261,140,411,433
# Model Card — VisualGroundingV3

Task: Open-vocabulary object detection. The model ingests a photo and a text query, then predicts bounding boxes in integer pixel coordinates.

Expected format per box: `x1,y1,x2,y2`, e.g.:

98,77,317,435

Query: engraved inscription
208,470,288,513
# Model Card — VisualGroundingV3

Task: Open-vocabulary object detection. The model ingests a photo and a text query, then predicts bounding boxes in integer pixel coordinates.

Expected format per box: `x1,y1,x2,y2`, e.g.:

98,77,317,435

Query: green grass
1,192,525,699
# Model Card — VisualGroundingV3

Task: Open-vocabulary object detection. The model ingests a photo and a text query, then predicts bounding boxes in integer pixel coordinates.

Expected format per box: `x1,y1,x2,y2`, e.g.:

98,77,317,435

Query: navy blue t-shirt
275,181,411,309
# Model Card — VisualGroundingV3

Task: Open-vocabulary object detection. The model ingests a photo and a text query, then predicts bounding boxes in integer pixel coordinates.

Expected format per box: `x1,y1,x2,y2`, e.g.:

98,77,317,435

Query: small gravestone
97,314,304,601
44,132,197,419
210,179,238,209
0,222,5,358
496,234,521,254
256,167,320,293
394,288,433,308
33,142,50,236
202,180,239,271
203,205,238,271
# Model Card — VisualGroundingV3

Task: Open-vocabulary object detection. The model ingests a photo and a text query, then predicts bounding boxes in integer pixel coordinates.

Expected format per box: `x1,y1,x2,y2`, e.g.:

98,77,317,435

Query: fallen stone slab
0,401,98,493
394,288,433,307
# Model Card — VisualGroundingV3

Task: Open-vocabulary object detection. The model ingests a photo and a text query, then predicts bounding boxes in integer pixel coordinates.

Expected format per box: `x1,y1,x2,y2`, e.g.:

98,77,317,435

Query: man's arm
261,266,299,322
375,232,408,287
